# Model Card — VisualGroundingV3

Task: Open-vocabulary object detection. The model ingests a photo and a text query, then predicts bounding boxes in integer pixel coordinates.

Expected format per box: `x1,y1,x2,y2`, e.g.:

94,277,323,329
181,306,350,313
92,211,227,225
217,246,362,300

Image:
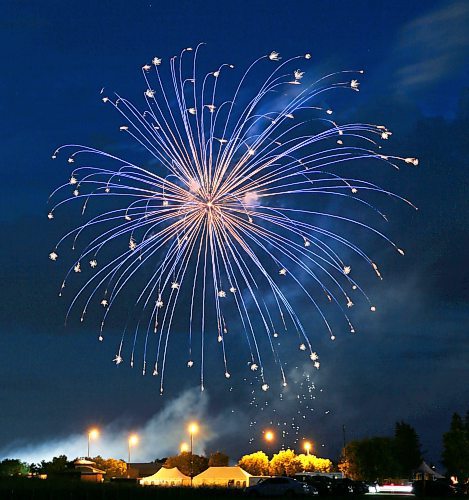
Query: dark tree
39,455,70,474
164,452,209,477
442,412,469,478
0,459,29,476
394,421,422,476
208,451,229,467
339,437,399,481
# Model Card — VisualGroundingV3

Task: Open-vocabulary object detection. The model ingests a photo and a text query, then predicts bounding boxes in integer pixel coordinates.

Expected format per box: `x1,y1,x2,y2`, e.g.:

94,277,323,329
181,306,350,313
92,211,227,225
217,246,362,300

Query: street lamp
264,430,274,443
87,428,99,458
304,441,312,456
188,422,199,485
128,434,139,466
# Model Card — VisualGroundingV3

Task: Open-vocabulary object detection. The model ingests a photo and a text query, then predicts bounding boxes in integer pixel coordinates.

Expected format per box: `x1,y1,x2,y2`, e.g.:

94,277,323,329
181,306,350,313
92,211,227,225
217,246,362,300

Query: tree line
338,412,469,481
1,411,467,481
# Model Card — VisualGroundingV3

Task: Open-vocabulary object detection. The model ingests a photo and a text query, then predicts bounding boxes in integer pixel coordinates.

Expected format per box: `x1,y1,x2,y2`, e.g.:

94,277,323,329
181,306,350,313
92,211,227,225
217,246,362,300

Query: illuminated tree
298,454,333,472
92,456,127,478
269,449,302,476
238,451,270,476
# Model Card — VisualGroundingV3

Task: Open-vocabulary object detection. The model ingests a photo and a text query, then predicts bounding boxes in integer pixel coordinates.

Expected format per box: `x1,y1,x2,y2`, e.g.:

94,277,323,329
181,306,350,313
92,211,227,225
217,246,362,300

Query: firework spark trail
49,45,418,392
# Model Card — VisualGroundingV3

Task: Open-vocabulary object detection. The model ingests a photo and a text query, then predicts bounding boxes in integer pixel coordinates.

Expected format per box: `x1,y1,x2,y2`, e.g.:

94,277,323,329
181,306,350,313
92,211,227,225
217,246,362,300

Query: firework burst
49,45,418,392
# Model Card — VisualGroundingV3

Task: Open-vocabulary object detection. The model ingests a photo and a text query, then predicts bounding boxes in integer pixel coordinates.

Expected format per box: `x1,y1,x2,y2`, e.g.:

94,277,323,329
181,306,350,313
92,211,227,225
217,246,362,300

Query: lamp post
188,422,199,485
87,428,99,458
304,441,312,456
127,434,139,475
264,430,274,457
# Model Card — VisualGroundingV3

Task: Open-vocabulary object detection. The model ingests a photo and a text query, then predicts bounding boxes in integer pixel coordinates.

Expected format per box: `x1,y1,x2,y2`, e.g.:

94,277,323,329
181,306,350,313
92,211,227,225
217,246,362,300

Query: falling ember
48,45,417,392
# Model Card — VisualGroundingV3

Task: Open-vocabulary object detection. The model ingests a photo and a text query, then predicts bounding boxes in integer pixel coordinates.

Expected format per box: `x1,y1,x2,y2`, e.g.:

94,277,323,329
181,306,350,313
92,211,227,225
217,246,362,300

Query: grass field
0,478,435,500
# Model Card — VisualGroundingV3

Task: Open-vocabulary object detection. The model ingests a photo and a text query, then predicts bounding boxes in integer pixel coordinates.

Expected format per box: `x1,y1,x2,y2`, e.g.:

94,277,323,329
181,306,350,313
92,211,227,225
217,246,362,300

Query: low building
192,466,251,488
140,467,190,486
73,459,106,483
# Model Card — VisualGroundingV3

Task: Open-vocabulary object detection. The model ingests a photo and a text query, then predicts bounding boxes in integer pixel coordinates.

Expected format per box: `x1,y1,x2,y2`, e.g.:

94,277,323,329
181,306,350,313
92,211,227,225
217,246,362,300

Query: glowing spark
218,290,226,297
48,212,54,220
279,268,287,276
113,355,123,364
229,287,237,293
145,89,155,98
187,360,194,367
262,384,269,391
142,64,151,72
152,57,162,66
129,238,137,251
310,352,319,361
299,343,306,351
294,70,304,80
69,176,78,185
269,51,281,61
171,282,180,290
343,266,351,275
188,107,196,115
101,299,108,307
305,53,311,59
250,363,258,371
74,263,81,273
49,251,58,261
370,306,376,312
350,79,360,90
119,126,129,131
89,259,98,268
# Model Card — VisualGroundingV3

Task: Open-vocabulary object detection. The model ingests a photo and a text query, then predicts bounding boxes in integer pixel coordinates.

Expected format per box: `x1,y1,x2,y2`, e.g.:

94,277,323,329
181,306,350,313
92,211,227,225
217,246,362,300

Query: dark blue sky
1,0,468,467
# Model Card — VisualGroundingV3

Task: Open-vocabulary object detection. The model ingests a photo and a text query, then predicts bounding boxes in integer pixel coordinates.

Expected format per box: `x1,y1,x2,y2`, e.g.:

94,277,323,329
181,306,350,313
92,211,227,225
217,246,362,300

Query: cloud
0,388,238,464
393,1,468,91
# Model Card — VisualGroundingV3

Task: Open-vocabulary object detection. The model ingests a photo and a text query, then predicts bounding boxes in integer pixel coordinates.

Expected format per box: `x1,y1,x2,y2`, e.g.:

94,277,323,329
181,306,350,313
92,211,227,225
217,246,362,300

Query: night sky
1,0,468,467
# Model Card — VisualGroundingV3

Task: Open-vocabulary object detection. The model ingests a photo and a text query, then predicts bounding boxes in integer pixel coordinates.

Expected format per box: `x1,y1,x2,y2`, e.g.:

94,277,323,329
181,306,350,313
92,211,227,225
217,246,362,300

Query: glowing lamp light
265,430,274,442
128,434,139,447
87,428,99,458
304,441,312,455
180,442,189,453
188,422,199,435
128,433,139,466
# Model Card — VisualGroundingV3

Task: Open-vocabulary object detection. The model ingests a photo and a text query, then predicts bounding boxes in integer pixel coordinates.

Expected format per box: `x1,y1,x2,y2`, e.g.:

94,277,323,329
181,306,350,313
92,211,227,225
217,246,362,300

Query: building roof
415,461,445,479
141,467,189,482
193,466,251,482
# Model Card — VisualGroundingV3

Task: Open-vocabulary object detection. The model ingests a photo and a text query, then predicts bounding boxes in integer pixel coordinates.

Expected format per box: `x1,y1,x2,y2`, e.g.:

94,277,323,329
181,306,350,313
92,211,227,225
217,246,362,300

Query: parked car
295,474,334,495
245,476,316,496
351,480,370,494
